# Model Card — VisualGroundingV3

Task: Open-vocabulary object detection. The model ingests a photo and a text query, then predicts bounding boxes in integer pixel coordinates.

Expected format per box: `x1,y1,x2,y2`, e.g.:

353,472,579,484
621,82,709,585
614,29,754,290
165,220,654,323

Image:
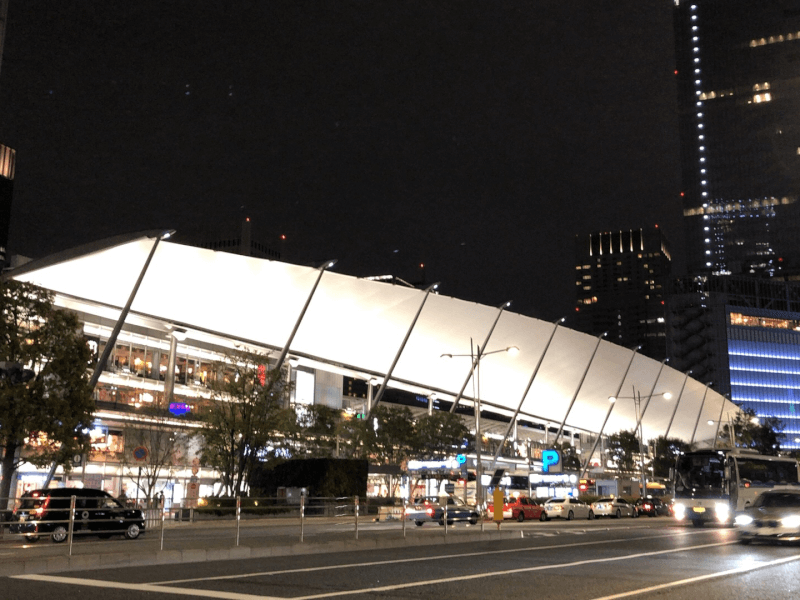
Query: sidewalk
0,517,520,577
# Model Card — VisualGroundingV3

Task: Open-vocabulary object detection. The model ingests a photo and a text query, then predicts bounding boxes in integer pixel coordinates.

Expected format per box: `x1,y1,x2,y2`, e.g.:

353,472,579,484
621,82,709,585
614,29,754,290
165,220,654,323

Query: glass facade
728,309,800,449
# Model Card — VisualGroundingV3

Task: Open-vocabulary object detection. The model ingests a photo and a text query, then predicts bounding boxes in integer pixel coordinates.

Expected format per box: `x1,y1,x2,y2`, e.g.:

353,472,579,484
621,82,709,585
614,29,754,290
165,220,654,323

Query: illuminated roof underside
10,232,740,443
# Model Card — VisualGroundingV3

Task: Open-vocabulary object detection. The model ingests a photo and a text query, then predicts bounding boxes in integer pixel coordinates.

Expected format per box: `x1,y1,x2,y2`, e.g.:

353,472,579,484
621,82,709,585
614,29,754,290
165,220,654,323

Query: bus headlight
715,503,730,522
673,503,686,520
781,515,800,528
734,514,753,526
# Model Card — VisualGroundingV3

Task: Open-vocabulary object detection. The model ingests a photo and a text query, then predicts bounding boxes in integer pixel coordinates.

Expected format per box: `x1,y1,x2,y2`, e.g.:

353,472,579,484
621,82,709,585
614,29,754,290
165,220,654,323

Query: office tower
674,0,800,278
667,275,800,450
574,227,672,360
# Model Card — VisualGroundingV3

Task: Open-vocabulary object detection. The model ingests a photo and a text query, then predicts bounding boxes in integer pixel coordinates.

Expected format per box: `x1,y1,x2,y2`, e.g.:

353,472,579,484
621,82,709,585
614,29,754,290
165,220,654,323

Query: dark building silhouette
0,143,14,266
574,227,672,360
675,0,800,278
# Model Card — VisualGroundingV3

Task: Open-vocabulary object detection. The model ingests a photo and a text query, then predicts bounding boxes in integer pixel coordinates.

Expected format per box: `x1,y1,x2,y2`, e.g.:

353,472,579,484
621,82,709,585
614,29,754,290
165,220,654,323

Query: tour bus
672,448,800,526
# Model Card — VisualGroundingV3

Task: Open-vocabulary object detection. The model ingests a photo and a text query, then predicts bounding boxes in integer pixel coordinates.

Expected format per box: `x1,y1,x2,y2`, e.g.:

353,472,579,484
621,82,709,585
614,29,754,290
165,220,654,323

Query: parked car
9,488,145,543
487,496,547,522
735,487,800,545
431,495,480,525
543,497,594,520
404,496,440,526
591,497,638,519
635,496,671,517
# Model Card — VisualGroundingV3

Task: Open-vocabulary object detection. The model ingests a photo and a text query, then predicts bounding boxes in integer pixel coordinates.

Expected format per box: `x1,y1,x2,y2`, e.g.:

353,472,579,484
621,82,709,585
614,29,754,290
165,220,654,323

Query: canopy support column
488,317,563,472
449,301,511,413
554,333,606,446
690,383,713,446
370,283,439,414
579,346,639,480
664,371,692,440
274,260,337,372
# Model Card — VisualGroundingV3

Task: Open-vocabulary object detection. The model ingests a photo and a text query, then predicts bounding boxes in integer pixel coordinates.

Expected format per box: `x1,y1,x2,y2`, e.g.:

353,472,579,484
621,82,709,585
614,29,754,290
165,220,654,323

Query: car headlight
781,515,800,528
734,514,753,526
673,503,686,519
715,503,730,522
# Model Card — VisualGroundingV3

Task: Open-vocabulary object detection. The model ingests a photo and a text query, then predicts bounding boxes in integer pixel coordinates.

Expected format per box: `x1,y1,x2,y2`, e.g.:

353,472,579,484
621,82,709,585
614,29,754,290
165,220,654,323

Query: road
4,518,800,599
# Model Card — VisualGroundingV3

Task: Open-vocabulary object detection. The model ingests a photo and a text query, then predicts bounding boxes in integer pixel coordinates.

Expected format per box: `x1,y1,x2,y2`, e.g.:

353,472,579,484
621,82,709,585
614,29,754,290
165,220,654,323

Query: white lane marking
286,540,737,599
587,553,800,600
13,538,738,600
155,529,719,585
11,574,281,600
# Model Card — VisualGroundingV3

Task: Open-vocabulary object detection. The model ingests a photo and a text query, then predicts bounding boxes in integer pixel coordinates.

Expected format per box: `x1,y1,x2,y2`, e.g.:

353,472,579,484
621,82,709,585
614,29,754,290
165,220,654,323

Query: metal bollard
235,496,241,546
443,502,448,536
354,495,359,540
300,493,305,543
68,495,76,556
160,508,166,550
402,499,407,538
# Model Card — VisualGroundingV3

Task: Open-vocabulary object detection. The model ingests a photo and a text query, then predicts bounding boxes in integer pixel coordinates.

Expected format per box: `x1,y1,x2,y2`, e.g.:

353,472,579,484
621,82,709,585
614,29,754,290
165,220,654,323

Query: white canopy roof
10,231,740,443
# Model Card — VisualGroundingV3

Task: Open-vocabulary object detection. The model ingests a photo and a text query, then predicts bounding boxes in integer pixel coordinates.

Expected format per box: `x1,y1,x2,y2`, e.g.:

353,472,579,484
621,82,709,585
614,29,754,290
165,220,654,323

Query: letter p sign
542,449,562,473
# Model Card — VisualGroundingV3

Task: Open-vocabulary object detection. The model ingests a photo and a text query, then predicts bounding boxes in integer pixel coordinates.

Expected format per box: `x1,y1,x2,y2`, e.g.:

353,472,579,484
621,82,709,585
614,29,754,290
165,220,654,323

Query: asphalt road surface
4,519,800,599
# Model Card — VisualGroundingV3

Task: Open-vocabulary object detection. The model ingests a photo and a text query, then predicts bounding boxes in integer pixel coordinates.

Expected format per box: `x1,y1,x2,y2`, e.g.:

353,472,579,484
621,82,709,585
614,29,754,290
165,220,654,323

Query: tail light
34,496,50,517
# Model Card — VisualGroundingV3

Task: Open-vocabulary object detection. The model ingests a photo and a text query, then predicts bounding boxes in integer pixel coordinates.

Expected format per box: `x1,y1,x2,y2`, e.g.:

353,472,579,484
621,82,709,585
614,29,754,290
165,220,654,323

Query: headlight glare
715,503,730,522
781,515,800,528
734,514,753,526
673,503,686,519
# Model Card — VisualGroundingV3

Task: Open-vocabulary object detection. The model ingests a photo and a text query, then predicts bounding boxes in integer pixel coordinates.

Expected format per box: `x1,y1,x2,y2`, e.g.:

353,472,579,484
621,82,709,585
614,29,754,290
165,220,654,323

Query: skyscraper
674,0,800,278
574,227,672,360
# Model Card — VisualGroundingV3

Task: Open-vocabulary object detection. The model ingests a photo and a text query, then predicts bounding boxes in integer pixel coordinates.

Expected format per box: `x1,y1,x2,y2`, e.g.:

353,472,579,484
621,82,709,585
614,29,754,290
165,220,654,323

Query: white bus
672,448,800,526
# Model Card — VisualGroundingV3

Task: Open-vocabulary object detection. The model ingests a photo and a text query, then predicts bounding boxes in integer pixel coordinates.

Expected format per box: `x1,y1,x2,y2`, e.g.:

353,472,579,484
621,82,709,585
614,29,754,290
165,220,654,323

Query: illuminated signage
407,459,460,470
529,473,578,485
542,449,562,473
169,402,192,416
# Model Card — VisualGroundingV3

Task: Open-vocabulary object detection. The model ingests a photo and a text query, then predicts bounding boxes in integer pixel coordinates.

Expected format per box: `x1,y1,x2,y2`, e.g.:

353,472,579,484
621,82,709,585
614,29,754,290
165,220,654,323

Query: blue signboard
169,402,191,416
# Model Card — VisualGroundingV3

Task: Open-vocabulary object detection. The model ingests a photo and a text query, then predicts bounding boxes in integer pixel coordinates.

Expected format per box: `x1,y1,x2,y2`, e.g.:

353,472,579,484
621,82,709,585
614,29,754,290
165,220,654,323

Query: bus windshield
674,453,725,497
735,458,799,487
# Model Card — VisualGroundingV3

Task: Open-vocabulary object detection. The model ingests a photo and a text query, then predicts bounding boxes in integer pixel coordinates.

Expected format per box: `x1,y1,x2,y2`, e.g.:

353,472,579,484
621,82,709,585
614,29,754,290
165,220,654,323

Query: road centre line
14,538,735,600
587,553,800,600
153,529,718,585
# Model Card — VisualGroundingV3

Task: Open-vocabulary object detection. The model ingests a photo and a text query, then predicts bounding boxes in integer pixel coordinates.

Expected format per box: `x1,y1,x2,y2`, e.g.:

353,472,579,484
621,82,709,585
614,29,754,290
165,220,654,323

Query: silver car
735,487,800,545
591,497,638,519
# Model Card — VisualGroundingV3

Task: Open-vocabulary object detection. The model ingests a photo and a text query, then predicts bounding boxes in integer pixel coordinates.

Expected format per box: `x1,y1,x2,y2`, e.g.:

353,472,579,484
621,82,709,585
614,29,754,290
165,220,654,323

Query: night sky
0,1,682,321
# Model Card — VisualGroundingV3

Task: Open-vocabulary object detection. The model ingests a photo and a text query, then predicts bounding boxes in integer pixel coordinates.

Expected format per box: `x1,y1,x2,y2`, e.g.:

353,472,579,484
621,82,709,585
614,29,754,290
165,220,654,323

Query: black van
9,488,145,543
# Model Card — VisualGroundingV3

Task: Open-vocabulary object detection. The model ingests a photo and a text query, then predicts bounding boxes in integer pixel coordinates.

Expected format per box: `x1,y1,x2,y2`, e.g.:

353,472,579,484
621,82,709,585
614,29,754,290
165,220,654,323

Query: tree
0,280,94,508
294,404,341,458
412,411,469,460
197,348,294,496
606,430,640,473
652,436,690,478
725,408,784,455
121,392,189,507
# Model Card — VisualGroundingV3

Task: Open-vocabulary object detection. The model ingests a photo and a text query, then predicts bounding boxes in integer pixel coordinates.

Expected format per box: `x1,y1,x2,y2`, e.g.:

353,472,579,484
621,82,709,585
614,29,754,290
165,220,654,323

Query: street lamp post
441,340,518,508
607,387,672,497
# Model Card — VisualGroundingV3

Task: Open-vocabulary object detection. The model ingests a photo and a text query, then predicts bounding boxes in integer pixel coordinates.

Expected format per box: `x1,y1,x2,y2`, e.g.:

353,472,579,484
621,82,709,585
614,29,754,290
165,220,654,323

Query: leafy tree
651,436,690,478
293,404,341,458
725,408,784,455
121,392,189,507
197,348,294,496
367,404,415,466
412,411,469,460
0,280,94,508
606,429,641,473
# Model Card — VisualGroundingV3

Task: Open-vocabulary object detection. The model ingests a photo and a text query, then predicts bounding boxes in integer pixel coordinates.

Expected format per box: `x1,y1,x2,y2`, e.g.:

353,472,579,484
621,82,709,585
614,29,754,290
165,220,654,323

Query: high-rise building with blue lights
674,0,800,278
667,276,800,449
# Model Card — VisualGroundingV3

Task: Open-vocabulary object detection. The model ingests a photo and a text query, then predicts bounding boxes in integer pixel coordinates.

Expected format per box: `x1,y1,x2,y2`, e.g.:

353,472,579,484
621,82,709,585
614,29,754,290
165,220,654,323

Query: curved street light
440,341,519,507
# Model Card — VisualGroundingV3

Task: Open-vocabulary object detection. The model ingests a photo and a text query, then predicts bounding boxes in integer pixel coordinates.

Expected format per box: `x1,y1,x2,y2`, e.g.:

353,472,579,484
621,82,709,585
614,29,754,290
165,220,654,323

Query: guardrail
1,495,488,556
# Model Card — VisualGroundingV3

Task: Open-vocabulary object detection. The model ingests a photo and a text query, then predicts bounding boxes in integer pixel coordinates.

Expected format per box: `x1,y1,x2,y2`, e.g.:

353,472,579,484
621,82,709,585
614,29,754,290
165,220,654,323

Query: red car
487,496,547,522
